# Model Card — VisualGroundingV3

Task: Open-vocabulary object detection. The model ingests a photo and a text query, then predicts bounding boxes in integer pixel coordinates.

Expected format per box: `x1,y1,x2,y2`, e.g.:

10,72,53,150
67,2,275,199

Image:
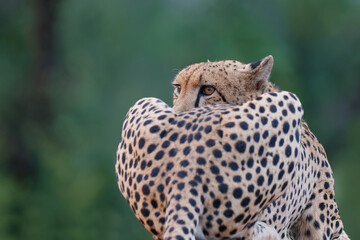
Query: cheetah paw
251,221,280,240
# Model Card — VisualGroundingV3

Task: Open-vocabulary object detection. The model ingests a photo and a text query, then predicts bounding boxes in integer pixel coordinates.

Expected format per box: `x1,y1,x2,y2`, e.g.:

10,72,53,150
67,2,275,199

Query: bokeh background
1,0,360,239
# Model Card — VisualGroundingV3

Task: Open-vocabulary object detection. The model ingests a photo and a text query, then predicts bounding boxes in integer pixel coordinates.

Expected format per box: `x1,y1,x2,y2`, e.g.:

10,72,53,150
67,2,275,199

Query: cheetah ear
248,55,274,91
250,55,273,79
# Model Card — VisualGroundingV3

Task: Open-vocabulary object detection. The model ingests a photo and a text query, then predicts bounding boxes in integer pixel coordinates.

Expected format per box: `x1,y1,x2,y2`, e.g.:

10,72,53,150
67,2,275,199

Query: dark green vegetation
0,0,359,239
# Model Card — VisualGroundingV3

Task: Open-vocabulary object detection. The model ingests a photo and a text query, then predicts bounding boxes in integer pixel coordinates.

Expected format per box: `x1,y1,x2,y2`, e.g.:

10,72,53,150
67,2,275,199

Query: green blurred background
1,0,359,239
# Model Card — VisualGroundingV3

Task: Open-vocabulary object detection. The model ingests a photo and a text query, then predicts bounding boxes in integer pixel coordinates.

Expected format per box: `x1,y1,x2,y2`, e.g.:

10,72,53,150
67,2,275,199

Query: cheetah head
172,55,274,113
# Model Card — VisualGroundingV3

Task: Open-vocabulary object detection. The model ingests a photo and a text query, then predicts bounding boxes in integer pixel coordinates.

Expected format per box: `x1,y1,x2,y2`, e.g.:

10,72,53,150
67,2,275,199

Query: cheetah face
172,55,274,113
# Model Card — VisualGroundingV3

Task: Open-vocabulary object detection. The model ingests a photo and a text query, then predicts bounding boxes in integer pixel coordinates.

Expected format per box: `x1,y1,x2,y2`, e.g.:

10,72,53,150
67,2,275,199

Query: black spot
177,183,185,190
151,168,160,177
161,141,170,148
233,188,243,199
155,151,164,160
278,170,285,180
240,122,248,130
183,147,191,156
288,103,295,113
253,132,260,142
235,214,244,223
149,125,160,133
177,171,187,178
166,162,174,171
257,176,264,186
223,143,232,152
247,158,254,168
138,138,145,149
213,199,221,208
147,144,157,154
258,146,264,156
248,184,254,192
205,125,212,133
241,197,250,207
269,135,277,147
169,148,177,157
143,119,152,126
261,117,268,125
254,194,263,206
224,209,234,218
225,122,235,128
272,119,278,128
235,141,246,153
180,134,187,144
210,166,220,174
229,162,239,171
219,225,227,232
194,132,202,141
283,122,290,133
218,184,228,193
262,130,269,139
261,158,267,167
177,120,185,128
314,220,320,229
180,160,189,167
141,208,150,217
246,173,252,180
273,154,279,166
230,134,237,140
288,162,294,173
213,149,222,158
187,134,193,143
169,133,178,142
160,130,168,138
296,130,300,143
197,157,206,165
285,145,292,157
196,146,205,153
142,185,150,195
267,174,273,186
190,189,198,196
206,139,215,147
270,105,277,113
233,176,241,182
216,176,223,183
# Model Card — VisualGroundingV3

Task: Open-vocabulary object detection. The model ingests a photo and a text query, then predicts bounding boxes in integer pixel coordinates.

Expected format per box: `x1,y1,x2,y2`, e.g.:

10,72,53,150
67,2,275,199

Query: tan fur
172,56,274,113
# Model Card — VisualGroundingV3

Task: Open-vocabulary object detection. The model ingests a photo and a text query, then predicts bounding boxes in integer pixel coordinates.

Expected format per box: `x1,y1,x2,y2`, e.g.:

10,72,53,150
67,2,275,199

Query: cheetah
171,55,349,240
117,89,306,239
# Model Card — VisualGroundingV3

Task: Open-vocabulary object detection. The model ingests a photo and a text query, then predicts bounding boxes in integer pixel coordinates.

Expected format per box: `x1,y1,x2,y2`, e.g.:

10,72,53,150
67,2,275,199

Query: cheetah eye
200,85,216,96
173,84,181,95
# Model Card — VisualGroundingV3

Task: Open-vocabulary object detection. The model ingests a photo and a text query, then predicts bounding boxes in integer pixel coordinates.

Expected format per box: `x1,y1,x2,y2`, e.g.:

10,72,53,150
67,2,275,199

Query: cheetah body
117,91,304,239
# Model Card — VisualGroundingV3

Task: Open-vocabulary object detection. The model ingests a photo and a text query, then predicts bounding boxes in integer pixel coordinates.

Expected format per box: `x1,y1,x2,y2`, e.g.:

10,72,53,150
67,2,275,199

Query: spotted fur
117,91,306,239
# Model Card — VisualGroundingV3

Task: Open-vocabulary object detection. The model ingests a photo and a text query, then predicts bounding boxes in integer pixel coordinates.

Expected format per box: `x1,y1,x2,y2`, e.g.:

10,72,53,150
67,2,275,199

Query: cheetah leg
289,185,349,240
250,221,281,240
163,197,200,240
232,221,283,240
